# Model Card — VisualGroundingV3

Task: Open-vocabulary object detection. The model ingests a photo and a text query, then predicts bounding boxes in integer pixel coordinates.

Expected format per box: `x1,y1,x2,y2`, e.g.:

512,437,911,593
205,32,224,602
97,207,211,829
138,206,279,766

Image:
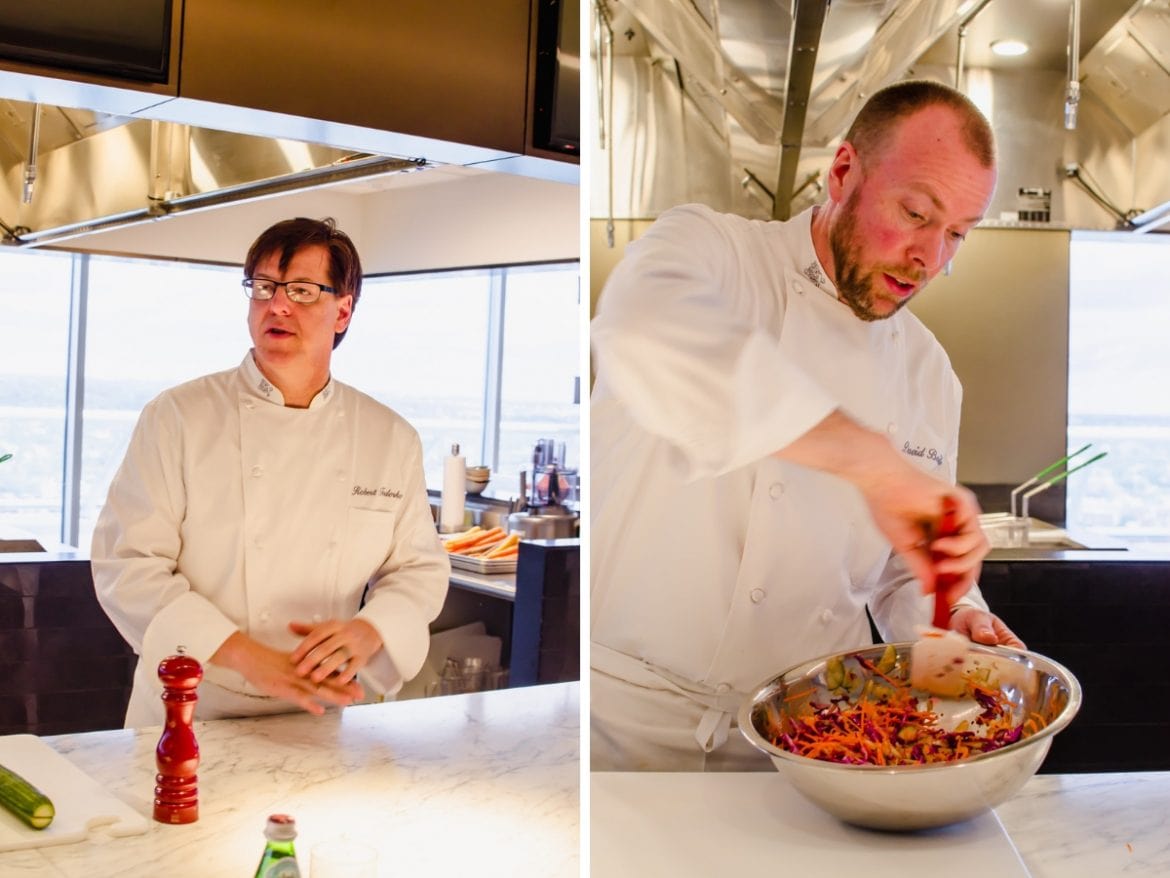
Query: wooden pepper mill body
153,654,203,824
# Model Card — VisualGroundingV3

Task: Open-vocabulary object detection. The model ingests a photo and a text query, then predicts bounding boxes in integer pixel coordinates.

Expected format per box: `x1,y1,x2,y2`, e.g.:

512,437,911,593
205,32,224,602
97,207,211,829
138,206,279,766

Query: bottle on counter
439,442,466,533
253,814,302,877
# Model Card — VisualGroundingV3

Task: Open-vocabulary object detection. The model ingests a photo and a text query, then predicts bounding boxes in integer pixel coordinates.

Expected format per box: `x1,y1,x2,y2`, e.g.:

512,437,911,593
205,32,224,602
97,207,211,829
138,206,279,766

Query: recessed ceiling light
990,39,1030,57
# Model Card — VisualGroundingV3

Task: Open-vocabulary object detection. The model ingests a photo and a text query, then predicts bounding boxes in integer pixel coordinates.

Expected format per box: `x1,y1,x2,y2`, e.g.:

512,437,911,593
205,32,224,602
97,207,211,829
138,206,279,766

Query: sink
979,515,1124,552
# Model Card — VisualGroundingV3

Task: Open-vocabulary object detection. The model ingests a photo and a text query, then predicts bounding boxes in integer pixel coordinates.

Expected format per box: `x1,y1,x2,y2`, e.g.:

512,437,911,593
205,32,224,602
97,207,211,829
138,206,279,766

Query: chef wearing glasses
93,217,449,726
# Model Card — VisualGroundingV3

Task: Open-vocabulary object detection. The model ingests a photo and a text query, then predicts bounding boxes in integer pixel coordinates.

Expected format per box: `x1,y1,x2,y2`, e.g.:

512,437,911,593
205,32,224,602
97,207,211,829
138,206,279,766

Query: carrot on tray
442,526,482,551
484,534,520,558
446,527,505,554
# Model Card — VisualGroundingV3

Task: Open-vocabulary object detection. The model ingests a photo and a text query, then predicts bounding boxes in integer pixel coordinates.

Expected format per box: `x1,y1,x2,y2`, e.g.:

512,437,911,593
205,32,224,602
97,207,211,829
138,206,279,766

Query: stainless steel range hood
0,0,579,251
0,101,426,247
591,0,1170,231
0,101,430,249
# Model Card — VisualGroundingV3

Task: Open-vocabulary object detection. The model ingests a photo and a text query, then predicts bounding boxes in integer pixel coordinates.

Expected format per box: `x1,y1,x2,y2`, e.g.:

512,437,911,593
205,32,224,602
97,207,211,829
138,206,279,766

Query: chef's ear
335,294,355,332
826,140,861,203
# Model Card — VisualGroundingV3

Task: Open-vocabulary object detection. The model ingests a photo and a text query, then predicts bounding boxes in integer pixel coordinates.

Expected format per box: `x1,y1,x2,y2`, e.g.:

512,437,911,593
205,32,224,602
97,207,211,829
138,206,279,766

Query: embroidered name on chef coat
803,261,830,291
352,485,404,499
903,441,944,467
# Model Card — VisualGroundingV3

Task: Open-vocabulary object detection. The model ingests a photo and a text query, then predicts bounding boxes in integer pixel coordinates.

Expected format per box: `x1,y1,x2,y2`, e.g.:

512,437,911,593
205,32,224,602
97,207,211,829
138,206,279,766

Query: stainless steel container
506,507,578,539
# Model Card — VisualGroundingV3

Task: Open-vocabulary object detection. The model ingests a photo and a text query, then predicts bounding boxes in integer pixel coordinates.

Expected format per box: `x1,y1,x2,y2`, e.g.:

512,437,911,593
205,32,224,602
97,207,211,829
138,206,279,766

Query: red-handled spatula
931,495,961,629
910,496,971,697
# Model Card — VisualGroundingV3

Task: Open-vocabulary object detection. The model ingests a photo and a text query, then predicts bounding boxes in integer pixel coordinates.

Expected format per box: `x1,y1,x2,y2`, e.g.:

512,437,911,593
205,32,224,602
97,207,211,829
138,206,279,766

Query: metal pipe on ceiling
21,103,41,205
954,0,993,92
5,154,427,248
1065,0,1082,130
772,0,828,221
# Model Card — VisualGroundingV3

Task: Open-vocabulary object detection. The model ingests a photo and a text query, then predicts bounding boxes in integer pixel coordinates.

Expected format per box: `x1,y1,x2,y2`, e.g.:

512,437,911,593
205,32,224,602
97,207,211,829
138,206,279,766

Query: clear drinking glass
310,839,377,878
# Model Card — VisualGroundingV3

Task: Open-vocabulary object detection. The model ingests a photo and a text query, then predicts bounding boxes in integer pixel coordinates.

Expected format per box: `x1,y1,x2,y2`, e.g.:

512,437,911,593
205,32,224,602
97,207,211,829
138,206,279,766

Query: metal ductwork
0,101,428,248
1080,0,1170,135
591,0,1170,232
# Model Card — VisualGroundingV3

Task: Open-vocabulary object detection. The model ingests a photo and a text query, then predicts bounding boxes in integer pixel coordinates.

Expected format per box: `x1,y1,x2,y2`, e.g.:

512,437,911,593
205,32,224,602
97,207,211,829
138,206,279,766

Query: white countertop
0,683,579,877
592,770,1170,877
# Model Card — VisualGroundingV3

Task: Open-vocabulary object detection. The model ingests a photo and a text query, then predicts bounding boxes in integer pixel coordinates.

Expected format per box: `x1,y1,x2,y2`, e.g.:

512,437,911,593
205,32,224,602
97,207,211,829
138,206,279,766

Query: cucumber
0,763,55,830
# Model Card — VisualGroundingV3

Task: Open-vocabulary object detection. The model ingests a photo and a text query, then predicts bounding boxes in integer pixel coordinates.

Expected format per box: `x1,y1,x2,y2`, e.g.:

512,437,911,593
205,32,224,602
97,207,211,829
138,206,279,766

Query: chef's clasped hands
210,618,384,716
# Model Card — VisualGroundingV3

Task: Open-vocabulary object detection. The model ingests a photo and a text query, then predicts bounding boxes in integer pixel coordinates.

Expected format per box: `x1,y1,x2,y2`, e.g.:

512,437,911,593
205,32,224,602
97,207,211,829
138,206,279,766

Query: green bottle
253,814,302,877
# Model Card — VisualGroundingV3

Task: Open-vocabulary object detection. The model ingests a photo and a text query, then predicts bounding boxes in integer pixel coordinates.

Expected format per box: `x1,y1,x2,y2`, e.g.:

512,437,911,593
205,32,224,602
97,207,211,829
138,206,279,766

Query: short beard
829,190,915,323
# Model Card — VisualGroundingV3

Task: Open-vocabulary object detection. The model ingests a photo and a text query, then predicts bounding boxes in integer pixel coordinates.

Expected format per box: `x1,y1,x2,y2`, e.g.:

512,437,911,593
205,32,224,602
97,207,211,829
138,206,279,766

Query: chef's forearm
208,630,247,671
773,408,903,488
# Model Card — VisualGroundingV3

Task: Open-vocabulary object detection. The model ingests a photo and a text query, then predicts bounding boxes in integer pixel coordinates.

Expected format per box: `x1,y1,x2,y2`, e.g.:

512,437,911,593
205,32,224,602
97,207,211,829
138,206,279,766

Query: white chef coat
92,352,450,726
590,203,988,764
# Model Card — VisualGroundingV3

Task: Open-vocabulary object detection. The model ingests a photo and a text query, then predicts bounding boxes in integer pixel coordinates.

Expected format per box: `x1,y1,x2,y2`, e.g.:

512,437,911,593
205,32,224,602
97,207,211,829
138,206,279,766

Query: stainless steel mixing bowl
738,641,1081,830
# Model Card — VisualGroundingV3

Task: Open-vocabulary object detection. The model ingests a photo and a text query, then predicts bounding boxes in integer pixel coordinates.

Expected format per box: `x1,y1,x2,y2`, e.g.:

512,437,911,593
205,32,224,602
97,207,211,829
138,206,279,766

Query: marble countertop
996,772,1170,876
592,770,1170,877
0,682,579,877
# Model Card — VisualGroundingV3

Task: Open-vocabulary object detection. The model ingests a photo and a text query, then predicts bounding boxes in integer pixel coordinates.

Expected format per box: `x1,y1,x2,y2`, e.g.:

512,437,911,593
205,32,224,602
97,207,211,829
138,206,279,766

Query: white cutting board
0,734,151,851
592,772,1032,877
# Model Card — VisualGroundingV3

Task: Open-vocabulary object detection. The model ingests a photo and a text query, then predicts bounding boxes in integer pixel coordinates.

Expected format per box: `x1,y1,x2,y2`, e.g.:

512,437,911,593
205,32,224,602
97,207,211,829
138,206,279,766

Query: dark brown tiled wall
980,558,1170,773
0,560,135,735
511,540,580,686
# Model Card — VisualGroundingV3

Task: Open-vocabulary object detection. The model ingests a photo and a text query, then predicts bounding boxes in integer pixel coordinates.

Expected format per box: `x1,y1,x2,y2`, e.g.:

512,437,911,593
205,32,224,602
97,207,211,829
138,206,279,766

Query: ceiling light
990,39,1029,57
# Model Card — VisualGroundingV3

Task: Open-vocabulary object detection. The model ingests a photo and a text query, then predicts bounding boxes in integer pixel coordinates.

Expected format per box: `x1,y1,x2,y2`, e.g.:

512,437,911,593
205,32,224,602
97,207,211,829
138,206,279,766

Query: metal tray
448,552,517,575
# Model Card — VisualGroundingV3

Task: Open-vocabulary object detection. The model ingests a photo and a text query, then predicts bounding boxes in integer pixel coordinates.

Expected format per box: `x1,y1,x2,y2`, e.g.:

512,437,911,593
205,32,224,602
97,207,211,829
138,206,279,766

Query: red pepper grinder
153,653,203,824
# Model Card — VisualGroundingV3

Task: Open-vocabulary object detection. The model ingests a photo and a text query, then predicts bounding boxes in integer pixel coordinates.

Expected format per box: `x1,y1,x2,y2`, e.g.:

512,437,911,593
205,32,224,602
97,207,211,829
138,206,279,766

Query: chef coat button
312,614,322,624
886,422,897,435
793,283,804,295
768,482,785,499
260,611,271,623
749,588,766,604
820,609,834,624
251,465,263,477
715,682,731,694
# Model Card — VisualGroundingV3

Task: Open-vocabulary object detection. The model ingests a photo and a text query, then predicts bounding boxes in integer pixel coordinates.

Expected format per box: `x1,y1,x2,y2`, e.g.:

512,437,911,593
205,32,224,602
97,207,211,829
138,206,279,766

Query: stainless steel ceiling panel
804,0,970,146
1081,0,1170,134
1128,0,1170,71
590,55,748,218
620,0,784,142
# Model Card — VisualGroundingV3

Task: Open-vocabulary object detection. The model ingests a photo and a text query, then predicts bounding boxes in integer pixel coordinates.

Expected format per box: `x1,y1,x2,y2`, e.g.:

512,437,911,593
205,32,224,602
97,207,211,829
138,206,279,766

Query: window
498,264,580,496
0,249,73,546
333,263,582,493
332,271,491,486
1067,232,1170,554
80,257,249,546
0,248,580,550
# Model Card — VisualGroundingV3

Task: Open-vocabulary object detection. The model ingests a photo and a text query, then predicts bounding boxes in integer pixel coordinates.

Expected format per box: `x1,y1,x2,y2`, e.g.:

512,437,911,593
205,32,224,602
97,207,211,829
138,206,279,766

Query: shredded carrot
764,652,1044,767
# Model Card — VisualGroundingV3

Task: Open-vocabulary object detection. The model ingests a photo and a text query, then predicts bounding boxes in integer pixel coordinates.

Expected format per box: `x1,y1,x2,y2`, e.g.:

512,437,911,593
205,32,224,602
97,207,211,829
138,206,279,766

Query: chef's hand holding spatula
910,495,1025,696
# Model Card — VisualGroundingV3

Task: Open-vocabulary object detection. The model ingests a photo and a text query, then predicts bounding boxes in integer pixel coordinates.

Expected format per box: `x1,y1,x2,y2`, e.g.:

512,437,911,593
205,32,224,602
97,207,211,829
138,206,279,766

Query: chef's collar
798,206,838,301
240,351,336,410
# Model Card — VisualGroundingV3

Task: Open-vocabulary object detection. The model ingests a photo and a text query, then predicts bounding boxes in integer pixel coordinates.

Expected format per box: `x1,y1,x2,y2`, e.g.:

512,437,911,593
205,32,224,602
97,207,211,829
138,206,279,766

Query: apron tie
695,705,733,753
593,643,745,754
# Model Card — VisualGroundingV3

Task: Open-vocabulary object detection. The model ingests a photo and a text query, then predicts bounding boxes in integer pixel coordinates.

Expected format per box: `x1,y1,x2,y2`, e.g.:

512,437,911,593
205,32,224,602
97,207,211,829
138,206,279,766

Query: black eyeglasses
242,278,338,304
